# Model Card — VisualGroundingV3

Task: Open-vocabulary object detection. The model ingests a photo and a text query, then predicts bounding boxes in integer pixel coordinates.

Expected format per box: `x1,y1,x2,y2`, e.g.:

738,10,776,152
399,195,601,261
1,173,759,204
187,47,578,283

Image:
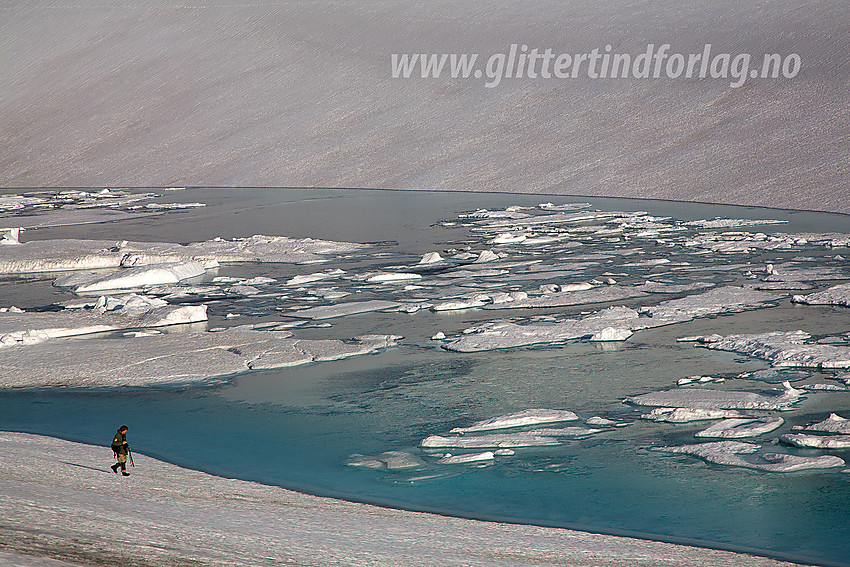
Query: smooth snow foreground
0,433,807,567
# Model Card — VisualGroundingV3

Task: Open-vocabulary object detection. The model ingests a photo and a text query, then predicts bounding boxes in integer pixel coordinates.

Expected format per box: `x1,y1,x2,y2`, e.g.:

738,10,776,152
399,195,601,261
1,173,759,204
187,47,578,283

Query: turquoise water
2,188,850,566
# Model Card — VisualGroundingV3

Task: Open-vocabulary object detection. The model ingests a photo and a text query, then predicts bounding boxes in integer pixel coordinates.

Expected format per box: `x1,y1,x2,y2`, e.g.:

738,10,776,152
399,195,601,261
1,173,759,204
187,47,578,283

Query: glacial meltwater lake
2,188,849,566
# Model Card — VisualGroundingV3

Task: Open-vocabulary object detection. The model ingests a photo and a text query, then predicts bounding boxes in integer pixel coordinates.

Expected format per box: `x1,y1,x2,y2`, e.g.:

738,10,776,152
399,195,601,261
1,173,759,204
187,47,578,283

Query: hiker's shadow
60,461,114,474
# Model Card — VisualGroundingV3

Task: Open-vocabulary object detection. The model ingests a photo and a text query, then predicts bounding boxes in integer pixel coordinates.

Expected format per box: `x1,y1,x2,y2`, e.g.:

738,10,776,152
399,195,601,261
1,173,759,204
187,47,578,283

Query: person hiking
110,425,131,476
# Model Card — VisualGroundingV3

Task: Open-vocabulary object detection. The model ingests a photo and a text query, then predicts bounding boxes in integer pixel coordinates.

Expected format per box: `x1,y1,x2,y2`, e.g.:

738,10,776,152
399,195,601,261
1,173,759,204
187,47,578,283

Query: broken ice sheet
792,282,850,307
421,433,562,449
694,417,784,438
654,441,845,472
800,413,850,434
693,331,850,369
441,306,641,352
0,330,399,388
345,451,426,470
449,409,580,433
641,408,748,423
0,301,207,347
0,235,369,274
625,382,805,411
780,433,850,449
53,261,207,293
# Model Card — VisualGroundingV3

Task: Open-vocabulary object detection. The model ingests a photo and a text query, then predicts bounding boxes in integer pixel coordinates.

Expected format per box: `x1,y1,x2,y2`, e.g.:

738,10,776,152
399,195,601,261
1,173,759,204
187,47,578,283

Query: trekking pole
128,449,135,468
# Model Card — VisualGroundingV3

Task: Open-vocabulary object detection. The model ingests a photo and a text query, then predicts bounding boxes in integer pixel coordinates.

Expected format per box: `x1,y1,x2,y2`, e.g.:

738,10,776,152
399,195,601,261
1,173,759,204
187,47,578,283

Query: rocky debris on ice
791,283,850,307
0,330,399,388
799,413,850,434
640,408,748,422
345,451,426,470
0,235,367,274
0,300,207,347
625,382,805,411
692,331,850,369
437,451,495,464
289,300,403,319
53,261,206,293
654,441,845,472
442,306,640,352
421,433,562,449
694,417,784,438
780,433,850,449
449,409,580,433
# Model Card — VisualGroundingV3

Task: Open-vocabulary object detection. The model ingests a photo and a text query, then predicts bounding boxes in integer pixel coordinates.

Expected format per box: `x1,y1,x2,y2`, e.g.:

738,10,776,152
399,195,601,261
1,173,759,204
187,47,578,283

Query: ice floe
0,330,399,388
791,283,850,307
285,269,346,286
640,408,747,423
694,417,784,438
0,301,207,347
480,285,648,310
345,451,426,470
655,441,845,472
780,433,850,449
641,286,784,325
692,331,850,369
800,413,850,434
421,433,562,449
0,235,367,274
53,261,206,293
441,306,640,352
449,409,579,433
437,451,495,464
367,272,423,283
290,300,403,319
625,382,805,411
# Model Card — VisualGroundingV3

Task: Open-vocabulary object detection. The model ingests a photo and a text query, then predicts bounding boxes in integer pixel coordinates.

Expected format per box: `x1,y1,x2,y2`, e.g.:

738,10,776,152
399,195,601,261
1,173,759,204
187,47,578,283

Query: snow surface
0,433,802,567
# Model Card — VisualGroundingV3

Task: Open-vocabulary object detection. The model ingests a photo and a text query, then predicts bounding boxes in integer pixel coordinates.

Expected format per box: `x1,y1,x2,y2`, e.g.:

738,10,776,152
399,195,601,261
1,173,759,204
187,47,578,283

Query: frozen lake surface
1,188,849,566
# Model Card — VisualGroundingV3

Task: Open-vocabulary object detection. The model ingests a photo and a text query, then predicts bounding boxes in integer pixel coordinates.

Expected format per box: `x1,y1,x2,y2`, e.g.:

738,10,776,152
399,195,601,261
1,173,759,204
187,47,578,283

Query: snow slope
0,433,807,567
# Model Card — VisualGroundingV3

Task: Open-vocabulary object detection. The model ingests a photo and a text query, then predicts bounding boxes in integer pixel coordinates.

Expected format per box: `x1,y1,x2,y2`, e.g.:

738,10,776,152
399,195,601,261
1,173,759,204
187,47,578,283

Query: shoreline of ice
0,432,805,567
